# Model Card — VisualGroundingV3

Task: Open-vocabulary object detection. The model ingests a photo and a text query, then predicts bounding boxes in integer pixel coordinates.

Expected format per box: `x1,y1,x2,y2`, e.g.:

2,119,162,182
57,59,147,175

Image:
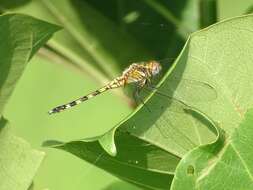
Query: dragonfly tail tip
48,110,55,115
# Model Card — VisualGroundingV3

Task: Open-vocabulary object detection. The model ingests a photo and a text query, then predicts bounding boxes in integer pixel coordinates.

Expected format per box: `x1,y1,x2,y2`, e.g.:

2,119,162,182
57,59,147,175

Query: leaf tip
98,137,117,157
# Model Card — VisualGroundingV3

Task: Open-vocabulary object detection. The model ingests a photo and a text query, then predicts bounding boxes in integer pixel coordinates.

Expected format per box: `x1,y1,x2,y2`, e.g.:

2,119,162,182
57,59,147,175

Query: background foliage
0,0,253,190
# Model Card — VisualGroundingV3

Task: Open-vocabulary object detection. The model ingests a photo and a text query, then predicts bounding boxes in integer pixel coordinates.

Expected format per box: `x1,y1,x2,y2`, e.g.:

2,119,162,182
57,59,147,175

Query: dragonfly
48,59,216,115
48,60,162,114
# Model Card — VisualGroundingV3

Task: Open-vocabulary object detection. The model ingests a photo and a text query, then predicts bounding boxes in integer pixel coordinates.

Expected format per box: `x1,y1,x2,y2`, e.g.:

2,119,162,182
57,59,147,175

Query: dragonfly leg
145,79,158,90
133,85,151,113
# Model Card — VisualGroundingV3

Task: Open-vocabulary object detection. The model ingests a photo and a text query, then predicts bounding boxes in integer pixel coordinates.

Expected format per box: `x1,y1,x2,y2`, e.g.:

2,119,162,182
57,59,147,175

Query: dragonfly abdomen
48,77,126,114
48,86,110,114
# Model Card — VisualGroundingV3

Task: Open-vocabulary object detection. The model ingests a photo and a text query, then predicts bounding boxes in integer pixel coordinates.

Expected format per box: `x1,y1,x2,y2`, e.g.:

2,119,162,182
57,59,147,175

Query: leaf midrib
197,138,253,185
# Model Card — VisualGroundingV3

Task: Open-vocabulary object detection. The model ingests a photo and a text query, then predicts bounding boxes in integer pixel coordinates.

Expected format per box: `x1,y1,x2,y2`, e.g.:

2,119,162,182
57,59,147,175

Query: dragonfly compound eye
151,61,162,76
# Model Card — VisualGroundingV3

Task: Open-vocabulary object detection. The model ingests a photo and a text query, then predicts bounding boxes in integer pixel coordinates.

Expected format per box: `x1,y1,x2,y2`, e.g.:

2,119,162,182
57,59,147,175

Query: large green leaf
171,108,253,190
0,117,45,190
122,13,253,157
44,14,253,189
124,13,253,157
0,13,60,114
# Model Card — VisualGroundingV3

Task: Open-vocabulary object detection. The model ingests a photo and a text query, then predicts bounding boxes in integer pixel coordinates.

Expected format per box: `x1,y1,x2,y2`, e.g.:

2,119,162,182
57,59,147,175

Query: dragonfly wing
142,76,217,113
141,88,197,139
141,78,216,139
157,77,217,103
142,86,192,114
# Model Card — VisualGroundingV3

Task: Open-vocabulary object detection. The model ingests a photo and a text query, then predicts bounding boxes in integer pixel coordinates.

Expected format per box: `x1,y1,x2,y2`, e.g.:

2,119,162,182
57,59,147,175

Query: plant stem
199,0,218,28
143,0,191,39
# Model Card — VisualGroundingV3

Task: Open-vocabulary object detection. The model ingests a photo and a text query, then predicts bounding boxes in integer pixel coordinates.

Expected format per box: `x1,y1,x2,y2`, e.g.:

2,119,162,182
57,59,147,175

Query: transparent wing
157,77,217,103
139,77,217,138
138,88,192,139
142,86,193,114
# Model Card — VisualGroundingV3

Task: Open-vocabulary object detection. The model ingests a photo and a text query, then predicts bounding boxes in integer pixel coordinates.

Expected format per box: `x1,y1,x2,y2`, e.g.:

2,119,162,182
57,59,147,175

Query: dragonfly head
150,60,162,76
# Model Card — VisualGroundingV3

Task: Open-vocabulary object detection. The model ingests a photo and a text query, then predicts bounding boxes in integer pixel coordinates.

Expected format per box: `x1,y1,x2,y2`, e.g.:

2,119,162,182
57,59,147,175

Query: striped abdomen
48,76,125,114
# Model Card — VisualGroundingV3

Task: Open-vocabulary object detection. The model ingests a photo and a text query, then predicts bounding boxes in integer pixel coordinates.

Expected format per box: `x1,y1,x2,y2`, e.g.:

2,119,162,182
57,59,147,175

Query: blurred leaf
199,0,218,28
4,0,150,78
41,0,151,77
171,108,253,190
119,0,200,68
142,0,194,39
3,0,205,80
45,14,253,189
0,13,60,114
0,0,31,10
0,117,45,190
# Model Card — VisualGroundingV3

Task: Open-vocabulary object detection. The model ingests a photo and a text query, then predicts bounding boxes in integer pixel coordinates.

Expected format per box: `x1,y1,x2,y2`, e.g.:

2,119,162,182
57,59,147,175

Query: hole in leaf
187,165,195,175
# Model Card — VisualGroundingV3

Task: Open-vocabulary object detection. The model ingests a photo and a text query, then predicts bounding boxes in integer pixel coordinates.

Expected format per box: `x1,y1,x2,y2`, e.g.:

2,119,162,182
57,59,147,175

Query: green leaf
125,13,253,157
43,132,180,189
0,117,45,190
44,14,253,189
171,108,253,190
0,13,60,114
